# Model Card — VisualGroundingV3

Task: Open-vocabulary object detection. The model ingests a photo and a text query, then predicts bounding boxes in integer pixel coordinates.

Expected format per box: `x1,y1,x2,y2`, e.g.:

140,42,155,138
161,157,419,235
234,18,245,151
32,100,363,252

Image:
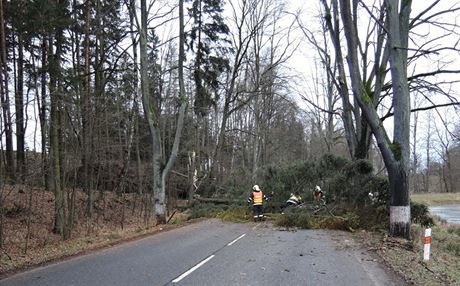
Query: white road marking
172,255,215,283
171,230,249,283
227,234,246,246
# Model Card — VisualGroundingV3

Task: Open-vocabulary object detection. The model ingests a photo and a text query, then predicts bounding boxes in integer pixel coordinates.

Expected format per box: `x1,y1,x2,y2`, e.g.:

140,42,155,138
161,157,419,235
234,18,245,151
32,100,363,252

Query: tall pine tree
187,0,230,116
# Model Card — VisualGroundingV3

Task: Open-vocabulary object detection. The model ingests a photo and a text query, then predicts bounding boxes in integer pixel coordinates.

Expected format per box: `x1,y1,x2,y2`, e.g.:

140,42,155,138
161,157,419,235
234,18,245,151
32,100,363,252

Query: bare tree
384,0,412,237
334,0,412,238
211,0,297,182
424,110,433,192
318,0,374,161
410,93,422,193
139,0,187,224
297,11,344,157
433,116,456,193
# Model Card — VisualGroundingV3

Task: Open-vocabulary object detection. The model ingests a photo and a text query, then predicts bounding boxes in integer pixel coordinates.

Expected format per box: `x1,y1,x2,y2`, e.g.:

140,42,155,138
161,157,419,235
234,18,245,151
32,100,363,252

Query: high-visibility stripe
253,191,263,204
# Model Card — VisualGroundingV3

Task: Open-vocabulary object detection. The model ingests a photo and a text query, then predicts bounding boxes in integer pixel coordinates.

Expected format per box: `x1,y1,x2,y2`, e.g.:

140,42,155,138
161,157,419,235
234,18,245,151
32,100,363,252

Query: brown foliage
0,185,154,274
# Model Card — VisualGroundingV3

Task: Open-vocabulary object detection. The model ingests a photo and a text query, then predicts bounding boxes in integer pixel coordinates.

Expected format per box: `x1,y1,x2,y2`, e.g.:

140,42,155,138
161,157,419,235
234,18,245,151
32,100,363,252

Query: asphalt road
0,219,406,286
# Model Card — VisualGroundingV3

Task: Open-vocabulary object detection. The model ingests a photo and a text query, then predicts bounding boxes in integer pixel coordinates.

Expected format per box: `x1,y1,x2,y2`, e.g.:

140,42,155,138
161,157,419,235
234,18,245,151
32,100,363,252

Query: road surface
0,219,406,286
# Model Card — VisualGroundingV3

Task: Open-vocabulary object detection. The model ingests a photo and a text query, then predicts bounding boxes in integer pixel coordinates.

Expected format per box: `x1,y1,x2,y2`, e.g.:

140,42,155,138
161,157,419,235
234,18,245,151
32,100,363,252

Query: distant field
411,192,460,205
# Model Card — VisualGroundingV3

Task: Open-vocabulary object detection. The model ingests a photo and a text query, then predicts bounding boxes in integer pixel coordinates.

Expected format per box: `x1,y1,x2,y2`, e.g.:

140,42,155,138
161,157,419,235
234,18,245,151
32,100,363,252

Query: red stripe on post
424,236,431,244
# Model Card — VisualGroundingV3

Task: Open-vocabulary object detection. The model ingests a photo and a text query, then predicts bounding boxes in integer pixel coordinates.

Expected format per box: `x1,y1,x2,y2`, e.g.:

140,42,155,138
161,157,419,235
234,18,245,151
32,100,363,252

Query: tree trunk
140,0,165,224
322,0,358,160
425,112,432,192
0,0,15,181
386,0,411,238
158,0,188,223
411,107,419,193
49,2,65,235
39,37,50,190
188,150,197,202
339,0,412,238
15,32,25,181
446,150,454,192
50,47,64,236
82,0,92,217
321,0,390,161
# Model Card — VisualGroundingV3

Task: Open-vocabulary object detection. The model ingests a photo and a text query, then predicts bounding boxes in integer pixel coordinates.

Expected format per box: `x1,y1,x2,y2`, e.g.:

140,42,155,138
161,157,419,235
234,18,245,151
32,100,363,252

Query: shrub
321,161,383,207
342,159,373,177
364,176,389,206
314,212,359,231
359,205,389,231
410,201,435,227
317,154,349,178
188,202,225,219
216,207,251,222
444,242,460,256
3,204,27,218
274,208,312,229
263,160,317,209
263,154,350,210
447,226,460,237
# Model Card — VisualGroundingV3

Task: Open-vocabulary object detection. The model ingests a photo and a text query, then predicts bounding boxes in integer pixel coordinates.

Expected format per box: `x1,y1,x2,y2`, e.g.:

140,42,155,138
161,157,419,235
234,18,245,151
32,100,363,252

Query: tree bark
49,0,66,235
15,31,25,181
424,111,432,192
82,0,92,217
50,37,64,235
0,0,15,181
385,0,411,238
321,0,358,159
339,0,412,238
140,0,188,224
139,0,158,221
39,37,50,191
158,0,188,223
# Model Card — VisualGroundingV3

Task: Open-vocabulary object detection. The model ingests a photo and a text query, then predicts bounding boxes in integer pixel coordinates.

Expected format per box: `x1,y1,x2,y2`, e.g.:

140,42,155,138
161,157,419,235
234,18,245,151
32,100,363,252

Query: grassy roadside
0,185,195,276
354,192,460,285
1,223,171,276
412,193,460,205
357,221,460,286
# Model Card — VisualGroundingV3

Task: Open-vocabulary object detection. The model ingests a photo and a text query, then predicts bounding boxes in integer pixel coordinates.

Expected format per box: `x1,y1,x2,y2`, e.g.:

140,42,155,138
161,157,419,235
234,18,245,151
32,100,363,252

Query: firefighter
247,185,268,221
313,185,323,199
286,191,303,207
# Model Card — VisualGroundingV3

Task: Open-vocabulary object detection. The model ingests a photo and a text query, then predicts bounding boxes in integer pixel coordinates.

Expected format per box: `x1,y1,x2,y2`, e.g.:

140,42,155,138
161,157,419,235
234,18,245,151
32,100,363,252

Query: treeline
1,0,460,240
0,0,332,237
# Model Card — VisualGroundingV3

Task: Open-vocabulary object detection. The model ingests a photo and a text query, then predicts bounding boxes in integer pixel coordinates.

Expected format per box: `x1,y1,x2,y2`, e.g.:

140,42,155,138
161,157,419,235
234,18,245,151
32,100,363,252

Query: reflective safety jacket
287,194,302,205
248,190,267,205
313,190,323,199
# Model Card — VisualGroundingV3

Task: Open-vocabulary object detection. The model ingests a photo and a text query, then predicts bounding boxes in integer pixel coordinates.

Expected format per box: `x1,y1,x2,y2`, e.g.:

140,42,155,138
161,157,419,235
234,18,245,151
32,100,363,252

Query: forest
0,0,459,259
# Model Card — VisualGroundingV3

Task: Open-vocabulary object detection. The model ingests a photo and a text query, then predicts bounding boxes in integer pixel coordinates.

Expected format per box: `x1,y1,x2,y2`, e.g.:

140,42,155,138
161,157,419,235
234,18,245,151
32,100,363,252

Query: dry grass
0,185,183,275
412,193,460,206
357,221,460,286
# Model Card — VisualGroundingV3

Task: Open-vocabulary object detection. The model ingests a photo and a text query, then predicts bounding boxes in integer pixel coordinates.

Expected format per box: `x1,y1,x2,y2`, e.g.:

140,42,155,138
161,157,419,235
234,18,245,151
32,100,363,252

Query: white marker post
423,228,432,261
